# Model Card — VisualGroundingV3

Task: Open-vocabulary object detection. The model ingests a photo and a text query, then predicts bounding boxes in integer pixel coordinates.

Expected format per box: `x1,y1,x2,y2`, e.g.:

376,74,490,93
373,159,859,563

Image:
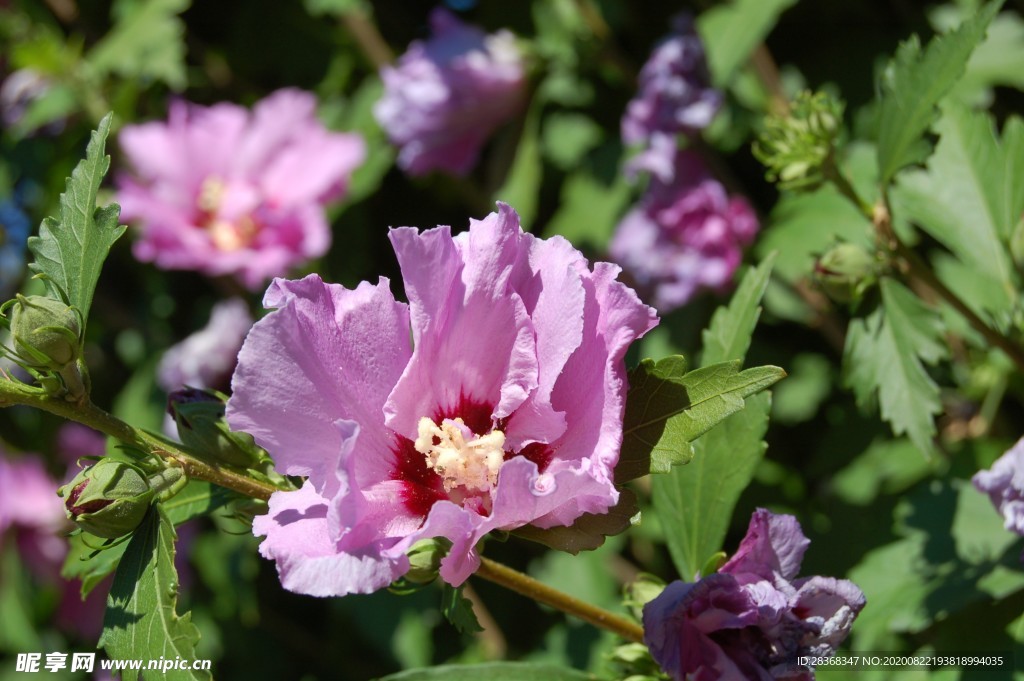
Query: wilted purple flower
973,437,1024,536
116,89,366,289
622,16,721,152
157,298,253,393
644,509,866,681
611,149,758,312
374,8,527,176
228,203,657,596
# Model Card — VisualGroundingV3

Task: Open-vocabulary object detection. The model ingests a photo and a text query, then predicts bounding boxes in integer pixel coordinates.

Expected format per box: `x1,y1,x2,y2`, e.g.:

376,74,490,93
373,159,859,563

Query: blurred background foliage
1,0,1023,679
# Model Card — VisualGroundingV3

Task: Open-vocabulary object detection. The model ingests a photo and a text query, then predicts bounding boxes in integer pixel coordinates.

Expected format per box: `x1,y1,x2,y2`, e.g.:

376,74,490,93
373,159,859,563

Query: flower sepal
168,387,262,468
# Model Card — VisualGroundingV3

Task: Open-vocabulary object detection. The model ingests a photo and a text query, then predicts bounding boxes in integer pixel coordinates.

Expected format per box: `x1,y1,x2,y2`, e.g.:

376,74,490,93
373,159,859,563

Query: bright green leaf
652,393,769,581
379,663,597,681
893,104,1020,316
541,113,603,171
649,259,776,580
87,0,190,90
875,1,1001,185
621,358,783,477
493,103,542,226
701,255,776,365
543,171,630,252
28,113,126,326
843,278,948,456
697,0,797,87
440,583,482,635
100,506,208,681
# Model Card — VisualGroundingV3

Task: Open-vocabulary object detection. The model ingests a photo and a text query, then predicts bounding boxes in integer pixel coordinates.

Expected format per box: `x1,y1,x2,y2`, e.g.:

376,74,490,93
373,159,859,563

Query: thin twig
341,10,394,70
474,556,645,643
0,381,278,501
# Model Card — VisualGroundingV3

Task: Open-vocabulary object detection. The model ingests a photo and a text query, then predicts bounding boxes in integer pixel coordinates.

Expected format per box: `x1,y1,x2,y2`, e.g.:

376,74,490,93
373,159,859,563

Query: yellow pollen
414,416,506,493
208,216,257,252
197,177,225,213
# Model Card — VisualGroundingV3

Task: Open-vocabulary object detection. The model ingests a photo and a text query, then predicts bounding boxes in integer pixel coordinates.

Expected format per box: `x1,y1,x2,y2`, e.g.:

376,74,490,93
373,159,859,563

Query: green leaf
493,103,542,226
440,583,482,635
100,505,208,681
843,278,948,456
649,259,776,580
87,0,190,90
653,393,770,581
621,358,783,477
27,113,126,326
701,255,776,365
378,663,597,681
541,113,603,171
620,259,778,481
892,104,1020,316
756,181,873,283
304,0,369,16
696,0,798,87
875,1,1001,185
543,171,630,252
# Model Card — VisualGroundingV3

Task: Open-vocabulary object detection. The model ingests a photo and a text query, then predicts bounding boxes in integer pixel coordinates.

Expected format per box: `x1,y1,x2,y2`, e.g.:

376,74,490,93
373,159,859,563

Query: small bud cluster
754,90,846,190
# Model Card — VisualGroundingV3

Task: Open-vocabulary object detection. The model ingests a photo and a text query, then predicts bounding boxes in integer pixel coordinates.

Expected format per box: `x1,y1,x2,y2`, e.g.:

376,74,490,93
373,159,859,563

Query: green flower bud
753,90,845,190
814,243,878,304
168,388,260,467
623,573,666,620
403,538,447,586
58,459,156,538
8,294,82,370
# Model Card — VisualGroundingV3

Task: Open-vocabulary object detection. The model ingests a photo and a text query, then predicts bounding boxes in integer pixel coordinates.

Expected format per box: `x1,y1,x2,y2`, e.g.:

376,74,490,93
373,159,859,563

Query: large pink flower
227,203,657,596
116,89,366,289
374,9,526,176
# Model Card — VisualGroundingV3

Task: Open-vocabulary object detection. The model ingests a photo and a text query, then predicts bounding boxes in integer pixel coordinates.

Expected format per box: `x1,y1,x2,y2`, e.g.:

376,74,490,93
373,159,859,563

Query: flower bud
168,387,260,467
753,90,845,190
814,242,878,304
403,538,447,586
58,459,155,538
8,294,82,370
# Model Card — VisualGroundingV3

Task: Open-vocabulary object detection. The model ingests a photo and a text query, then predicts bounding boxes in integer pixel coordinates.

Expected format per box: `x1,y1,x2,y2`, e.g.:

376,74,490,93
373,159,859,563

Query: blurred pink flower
228,203,657,596
374,9,526,176
0,450,67,576
611,149,758,312
116,89,365,288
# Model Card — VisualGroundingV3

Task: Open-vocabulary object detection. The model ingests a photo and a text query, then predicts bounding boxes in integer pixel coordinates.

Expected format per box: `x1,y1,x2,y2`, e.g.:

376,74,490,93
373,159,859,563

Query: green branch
0,378,277,502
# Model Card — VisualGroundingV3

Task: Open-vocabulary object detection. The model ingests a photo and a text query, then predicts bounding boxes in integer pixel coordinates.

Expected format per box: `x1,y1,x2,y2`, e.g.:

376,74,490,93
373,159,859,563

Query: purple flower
157,298,253,393
973,437,1024,536
611,149,759,312
643,510,866,681
374,9,527,176
622,16,721,150
227,203,657,596
116,89,366,289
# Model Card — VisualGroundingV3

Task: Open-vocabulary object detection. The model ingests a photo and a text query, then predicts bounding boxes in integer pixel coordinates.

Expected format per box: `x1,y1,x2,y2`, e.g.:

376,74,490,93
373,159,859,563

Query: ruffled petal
227,275,411,497
720,509,810,583
253,483,406,597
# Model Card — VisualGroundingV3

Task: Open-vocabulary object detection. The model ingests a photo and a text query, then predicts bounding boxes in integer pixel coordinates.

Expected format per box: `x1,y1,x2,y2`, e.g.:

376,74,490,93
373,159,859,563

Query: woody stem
0,379,278,501
474,556,645,643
